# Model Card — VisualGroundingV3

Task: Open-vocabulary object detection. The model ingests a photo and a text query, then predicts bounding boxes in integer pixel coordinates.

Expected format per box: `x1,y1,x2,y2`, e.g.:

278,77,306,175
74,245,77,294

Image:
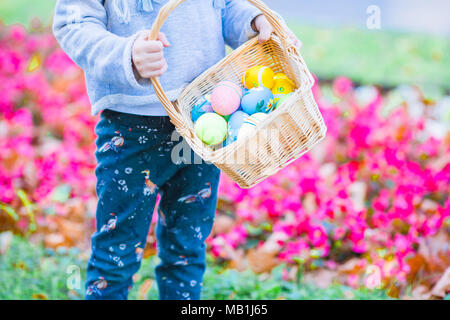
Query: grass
0,0,55,26
0,235,391,300
293,25,450,89
1,1,449,89
0,234,85,300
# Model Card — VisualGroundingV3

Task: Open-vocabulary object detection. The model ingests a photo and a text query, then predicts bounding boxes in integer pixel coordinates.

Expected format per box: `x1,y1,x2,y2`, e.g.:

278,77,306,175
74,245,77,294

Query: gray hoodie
52,0,262,116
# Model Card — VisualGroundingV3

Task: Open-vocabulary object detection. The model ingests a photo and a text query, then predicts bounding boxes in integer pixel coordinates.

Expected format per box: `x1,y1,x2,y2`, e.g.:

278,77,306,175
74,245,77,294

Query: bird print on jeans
99,131,124,153
100,213,117,233
86,277,108,296
178,183,212,206
142,170,157,196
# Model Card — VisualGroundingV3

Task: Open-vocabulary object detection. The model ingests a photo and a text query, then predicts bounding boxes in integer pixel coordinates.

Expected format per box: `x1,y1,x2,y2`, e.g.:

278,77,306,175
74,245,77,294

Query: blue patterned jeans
85,110,221,300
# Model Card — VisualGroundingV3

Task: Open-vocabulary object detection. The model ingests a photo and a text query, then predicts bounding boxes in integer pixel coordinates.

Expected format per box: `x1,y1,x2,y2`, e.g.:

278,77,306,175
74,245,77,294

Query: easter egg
211,81,243,116
224,111,249,146
191,94,213,122
274,93,293,110
237,113,268,140
242,66,275,89
241,87,275,115
272,73,295,102
195,113,228,146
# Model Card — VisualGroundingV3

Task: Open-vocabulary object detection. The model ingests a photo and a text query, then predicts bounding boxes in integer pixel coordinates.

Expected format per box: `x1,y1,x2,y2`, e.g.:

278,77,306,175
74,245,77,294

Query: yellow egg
271,73,296,102
242,66,275,89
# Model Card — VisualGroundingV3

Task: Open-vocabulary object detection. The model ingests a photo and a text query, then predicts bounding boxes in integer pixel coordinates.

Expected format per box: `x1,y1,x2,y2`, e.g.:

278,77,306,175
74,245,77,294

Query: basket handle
148,0,306,124
149,0,294,120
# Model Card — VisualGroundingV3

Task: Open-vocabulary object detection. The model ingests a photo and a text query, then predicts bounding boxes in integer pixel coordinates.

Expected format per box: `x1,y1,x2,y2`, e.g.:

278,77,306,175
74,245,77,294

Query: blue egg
191,94,213,122
224,111,249,146
240,87,275,115
234,89,248,113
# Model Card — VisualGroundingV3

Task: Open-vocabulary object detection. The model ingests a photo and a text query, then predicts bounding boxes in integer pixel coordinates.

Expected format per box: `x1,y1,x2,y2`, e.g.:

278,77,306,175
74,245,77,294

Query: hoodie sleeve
220,0,262,49
52,0,150,90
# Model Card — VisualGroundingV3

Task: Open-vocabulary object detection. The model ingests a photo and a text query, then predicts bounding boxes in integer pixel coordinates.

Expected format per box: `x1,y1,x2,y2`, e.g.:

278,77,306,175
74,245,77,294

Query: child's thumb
258,25,272,44
138,30,150,41
158,32,171,47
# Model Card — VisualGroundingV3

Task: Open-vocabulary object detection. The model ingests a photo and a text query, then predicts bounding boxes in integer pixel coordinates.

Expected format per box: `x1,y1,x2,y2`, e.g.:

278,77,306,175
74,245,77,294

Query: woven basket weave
149,0,327,189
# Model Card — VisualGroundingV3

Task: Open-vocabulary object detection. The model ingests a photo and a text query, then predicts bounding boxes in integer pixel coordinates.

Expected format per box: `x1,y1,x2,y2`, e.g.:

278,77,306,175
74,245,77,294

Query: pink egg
211,81,243,116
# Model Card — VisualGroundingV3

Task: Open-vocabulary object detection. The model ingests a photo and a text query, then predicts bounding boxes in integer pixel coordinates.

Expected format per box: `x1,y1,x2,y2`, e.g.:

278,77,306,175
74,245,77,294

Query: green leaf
0,203,19,221
17,190,37,233
51,185,72,203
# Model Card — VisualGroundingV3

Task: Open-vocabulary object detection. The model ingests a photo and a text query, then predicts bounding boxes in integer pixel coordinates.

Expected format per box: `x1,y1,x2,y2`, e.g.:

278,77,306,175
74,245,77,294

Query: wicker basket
149,0,327,189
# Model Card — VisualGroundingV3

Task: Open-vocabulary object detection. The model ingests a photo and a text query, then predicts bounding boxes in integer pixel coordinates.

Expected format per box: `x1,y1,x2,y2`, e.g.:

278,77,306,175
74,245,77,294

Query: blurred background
0,0,448,300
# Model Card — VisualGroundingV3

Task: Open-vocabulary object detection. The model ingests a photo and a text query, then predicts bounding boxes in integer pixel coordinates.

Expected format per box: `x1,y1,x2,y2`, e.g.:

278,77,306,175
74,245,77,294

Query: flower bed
0,24,448,299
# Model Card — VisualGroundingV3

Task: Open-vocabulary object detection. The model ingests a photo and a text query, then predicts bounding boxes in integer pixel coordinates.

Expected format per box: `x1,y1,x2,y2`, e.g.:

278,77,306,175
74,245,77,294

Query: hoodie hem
91,86,186,116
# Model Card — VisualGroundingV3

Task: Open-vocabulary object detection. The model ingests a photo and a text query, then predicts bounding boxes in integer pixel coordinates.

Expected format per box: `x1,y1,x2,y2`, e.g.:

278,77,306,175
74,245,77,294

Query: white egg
237,113,268,140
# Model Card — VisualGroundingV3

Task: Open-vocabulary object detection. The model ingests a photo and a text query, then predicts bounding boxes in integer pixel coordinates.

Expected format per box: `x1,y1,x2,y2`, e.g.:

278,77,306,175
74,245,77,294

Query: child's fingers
158,32,171,47
140,40,164,54
158,60,169,76
286,29,303,50
148,61,168,78
137,30,149,41
147,59,167,72
141,51,164,63
139,59,168,78
258,25,273,44
134,31,167,53
132,30,169,78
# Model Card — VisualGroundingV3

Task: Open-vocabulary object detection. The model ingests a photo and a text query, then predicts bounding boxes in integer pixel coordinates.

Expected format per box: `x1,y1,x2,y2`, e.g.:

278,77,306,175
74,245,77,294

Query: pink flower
350,123,371,149
347,274,359,288
8,24,27,42
45,50,78,75
279,239,310,263
332,76,354,97
225,225,248,248
332,227,347,240
307,225,328,247
393,234,414,260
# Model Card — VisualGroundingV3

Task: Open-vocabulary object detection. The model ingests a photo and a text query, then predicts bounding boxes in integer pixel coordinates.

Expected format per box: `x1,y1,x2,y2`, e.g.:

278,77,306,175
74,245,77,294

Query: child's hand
132,31,170,78
251,14,303,50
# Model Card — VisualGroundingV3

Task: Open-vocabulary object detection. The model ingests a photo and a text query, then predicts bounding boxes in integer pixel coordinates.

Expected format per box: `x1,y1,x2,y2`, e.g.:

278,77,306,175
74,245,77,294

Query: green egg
274,93,293,110
195,113,228,146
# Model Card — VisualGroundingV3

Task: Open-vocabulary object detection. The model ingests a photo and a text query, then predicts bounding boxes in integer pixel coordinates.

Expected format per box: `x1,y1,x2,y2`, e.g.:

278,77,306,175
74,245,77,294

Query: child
53,0,301,300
